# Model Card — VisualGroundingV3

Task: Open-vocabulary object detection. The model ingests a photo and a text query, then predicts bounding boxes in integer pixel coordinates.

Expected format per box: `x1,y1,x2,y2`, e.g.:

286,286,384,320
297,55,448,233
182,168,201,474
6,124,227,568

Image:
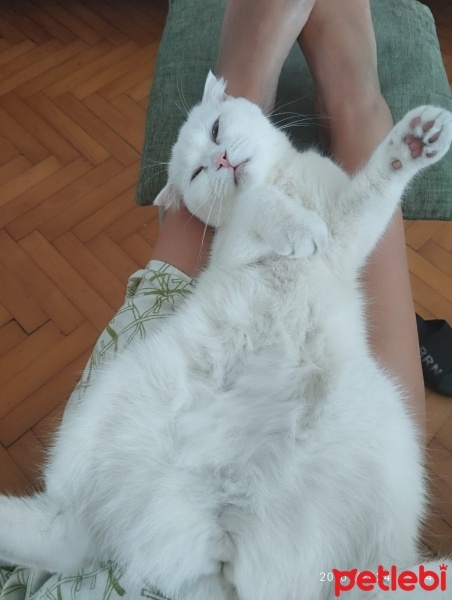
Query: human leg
151,204,214,278
299,0,425,436
215,0,316,113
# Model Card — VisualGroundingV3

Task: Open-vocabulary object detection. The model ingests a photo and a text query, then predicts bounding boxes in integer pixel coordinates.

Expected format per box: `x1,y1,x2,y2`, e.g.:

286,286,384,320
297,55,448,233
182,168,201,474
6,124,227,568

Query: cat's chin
183,199,233,229
190,180,251,228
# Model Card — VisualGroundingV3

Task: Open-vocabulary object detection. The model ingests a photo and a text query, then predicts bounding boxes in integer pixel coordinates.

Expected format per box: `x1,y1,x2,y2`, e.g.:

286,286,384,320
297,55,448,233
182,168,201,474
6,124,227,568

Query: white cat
1,72,451,600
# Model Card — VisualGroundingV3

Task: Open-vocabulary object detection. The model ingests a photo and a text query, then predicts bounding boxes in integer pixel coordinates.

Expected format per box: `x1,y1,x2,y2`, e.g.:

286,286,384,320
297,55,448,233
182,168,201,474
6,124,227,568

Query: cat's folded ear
154,183,181,210
203,71,227,104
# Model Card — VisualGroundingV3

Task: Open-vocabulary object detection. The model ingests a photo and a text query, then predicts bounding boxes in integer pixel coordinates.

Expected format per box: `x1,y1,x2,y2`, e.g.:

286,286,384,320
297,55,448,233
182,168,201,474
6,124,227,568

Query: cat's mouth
233,159,250,185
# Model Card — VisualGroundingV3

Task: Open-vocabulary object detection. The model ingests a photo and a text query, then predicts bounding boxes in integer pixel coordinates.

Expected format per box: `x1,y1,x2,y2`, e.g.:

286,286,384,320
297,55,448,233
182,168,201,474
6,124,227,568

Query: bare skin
299,0,425,435
215,0,316,113
152,204,214,278
152,0,425,435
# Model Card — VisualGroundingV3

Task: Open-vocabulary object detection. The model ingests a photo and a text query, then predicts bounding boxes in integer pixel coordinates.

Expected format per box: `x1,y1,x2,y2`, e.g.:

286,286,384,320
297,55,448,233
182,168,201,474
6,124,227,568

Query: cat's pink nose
215,152,231,170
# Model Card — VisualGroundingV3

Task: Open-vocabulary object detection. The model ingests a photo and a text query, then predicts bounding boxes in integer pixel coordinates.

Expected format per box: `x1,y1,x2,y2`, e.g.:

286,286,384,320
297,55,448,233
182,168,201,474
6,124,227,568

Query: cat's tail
0,493,92,572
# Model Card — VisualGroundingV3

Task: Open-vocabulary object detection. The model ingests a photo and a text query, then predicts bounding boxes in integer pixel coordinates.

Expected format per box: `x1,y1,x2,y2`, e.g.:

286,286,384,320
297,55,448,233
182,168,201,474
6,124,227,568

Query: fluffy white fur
1,73,452,600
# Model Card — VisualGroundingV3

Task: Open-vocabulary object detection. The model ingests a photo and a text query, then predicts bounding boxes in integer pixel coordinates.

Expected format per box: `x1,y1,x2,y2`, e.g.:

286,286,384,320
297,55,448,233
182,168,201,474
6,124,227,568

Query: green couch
136,0,452,220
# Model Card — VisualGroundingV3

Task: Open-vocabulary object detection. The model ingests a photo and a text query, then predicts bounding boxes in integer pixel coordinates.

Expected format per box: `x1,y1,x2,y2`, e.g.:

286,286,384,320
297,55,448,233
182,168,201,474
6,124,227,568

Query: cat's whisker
137,164,168,177
137,161,170,188
197,218,212,272
275,119,315,130
277,119,332,133
272,113,314,123
277,123,312,131
272,113,334,129
165,90,190,119
138,164,170,176
184,191,215,232
270,108,316,118
273,113,327,125
140,158,171,166
138,170,169,190
176,79,192,117
267,94,312,118
190,193,219,272
270,111,308,124
175,80,188,118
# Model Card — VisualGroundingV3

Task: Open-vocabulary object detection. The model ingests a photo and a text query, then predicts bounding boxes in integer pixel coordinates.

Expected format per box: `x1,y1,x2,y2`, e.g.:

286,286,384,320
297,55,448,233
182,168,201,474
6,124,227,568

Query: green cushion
136,0,452,220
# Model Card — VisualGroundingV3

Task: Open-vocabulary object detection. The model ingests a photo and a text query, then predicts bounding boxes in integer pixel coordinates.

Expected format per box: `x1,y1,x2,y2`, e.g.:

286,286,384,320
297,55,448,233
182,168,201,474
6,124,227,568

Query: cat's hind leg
0,493,93,573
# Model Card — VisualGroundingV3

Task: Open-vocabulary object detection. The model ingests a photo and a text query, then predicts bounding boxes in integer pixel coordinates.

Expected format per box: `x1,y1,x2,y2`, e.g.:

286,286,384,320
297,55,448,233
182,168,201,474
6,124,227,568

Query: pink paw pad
403,134,434,159
404,117,439,160
390,106,452,172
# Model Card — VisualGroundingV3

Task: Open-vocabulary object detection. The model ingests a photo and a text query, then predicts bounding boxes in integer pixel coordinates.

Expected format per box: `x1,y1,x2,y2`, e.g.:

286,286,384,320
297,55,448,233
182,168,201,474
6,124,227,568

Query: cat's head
155,72,287,227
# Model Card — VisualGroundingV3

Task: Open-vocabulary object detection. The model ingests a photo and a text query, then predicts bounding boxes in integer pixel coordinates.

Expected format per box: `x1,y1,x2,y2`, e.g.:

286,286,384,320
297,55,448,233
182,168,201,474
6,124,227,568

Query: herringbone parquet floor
0,0,451,559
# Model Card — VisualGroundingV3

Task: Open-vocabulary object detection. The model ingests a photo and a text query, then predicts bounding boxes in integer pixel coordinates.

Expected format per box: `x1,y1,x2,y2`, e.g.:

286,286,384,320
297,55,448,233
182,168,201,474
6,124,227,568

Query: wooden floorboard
0,0,451,559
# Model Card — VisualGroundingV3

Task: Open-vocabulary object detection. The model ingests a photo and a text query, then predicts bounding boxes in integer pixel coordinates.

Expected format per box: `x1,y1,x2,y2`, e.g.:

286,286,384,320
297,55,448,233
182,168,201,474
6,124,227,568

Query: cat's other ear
154,183,181,210
202,71,227,104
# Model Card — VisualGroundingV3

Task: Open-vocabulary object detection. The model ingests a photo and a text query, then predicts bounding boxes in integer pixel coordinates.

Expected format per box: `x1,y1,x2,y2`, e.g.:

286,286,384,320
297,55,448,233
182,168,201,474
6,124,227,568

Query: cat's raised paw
389,106,452,171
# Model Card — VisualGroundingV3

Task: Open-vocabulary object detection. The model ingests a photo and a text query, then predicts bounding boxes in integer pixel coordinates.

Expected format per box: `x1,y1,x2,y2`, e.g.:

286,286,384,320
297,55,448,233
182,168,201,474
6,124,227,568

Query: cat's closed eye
191,166,204,181
211,118,220,143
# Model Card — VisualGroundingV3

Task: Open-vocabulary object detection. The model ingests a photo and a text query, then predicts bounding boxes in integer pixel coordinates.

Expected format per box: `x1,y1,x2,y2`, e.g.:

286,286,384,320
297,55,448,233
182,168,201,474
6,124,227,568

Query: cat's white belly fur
45,263,424,599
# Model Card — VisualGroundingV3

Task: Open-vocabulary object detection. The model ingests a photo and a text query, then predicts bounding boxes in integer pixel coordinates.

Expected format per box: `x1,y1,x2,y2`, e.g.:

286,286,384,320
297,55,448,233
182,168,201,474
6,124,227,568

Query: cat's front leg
212,184,328,268
247,184,328,259
336,106,452,262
